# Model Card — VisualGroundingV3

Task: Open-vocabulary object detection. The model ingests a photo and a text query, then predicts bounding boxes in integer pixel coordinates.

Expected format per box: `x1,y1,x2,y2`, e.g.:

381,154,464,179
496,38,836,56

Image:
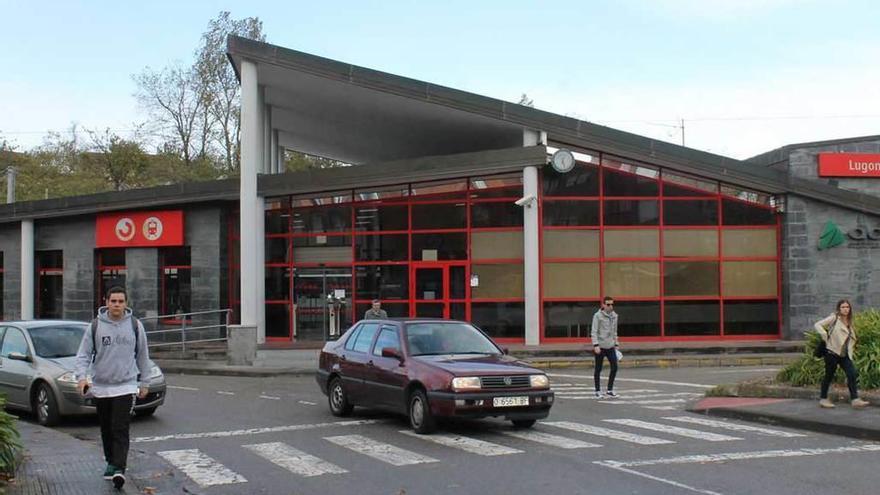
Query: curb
157,363,316,377
687,403,880,442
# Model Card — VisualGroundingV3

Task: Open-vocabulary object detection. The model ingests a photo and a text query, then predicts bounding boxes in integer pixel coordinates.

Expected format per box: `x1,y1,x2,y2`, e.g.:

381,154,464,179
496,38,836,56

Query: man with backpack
74,286,150,489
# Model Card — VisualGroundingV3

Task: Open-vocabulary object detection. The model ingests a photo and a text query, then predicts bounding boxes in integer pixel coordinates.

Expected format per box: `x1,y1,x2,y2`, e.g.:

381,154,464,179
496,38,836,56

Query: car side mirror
501,347,510,355
7,352,31,362
381,347,403,361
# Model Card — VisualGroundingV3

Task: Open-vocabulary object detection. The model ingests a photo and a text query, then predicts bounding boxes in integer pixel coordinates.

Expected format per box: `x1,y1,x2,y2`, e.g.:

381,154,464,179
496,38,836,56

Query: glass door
412,263,468,320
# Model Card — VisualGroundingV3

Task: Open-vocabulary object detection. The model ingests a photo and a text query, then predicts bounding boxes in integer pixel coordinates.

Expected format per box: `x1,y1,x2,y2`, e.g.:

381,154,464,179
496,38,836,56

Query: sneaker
103,464,116,480
852,398,870,409
112,471,126,489
605,391,619,398
819,398,835,408
594,390,602,398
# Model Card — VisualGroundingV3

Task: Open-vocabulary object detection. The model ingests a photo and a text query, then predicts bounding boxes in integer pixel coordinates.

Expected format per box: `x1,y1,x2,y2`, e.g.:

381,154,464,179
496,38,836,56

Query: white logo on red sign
143,217,164,241
115,218,136,242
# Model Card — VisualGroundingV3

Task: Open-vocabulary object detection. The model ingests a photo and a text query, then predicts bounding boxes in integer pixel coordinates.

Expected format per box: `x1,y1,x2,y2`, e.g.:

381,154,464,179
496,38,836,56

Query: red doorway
410,262,469,320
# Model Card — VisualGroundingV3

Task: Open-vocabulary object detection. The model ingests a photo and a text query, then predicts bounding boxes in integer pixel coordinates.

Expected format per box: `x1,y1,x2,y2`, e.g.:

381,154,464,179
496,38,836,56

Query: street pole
6,166,16,204
321,264,328,341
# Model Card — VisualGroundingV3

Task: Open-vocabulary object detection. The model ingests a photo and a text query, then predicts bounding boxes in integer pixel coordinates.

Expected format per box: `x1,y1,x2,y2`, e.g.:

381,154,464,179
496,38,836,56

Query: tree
133,63,209,167
195,12,265,174
284,150,348,172
83,128,151,191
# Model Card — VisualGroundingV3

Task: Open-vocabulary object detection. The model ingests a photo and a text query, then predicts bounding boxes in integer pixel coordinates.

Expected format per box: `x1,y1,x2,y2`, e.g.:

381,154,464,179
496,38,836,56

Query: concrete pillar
522,166,540,346
239,59,263,342
20,219,33,319
228,324,257,365
270,129,279,174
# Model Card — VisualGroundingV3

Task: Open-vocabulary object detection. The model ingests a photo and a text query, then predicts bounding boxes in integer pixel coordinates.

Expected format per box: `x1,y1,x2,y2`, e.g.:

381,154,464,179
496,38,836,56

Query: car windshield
405,322,501,356
28,325,86,358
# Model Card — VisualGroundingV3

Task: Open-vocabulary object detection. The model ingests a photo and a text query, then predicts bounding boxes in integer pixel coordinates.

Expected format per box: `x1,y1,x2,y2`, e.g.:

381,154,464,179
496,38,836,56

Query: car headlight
451,377,481,391
149,365,164,380
57,371,78,384
530,374,549,389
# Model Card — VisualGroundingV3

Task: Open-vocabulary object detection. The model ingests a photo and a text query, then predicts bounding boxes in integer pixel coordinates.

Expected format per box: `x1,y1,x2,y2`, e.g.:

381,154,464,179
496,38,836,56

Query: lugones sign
818,153,880,177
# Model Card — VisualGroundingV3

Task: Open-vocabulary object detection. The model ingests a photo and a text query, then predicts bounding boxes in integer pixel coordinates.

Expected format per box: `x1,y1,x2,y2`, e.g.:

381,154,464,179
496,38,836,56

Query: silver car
0,320,166,426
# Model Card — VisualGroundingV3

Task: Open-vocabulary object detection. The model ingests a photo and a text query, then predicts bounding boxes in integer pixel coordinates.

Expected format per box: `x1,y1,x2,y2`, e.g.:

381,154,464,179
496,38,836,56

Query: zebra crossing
154,415,810,488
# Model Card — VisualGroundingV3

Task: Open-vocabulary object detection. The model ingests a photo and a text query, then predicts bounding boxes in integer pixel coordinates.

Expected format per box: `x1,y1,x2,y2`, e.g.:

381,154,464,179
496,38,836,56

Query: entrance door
411,263,468,320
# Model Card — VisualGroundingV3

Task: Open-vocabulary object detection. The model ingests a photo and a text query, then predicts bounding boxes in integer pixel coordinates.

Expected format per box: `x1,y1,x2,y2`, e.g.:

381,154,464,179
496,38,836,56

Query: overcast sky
2,0,879,159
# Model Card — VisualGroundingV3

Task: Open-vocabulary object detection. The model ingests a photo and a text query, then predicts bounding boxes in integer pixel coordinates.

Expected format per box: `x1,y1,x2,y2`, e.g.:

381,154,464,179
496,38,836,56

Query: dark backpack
90,316,141,363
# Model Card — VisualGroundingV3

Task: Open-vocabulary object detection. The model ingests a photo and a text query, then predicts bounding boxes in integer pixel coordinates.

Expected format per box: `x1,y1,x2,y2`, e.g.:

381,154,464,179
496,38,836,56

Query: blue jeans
820,352,859,400
594,347,618,392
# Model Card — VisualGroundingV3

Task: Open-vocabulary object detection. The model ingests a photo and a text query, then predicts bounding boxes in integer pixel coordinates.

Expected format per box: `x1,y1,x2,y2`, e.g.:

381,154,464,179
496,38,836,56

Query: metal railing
140,309,232,353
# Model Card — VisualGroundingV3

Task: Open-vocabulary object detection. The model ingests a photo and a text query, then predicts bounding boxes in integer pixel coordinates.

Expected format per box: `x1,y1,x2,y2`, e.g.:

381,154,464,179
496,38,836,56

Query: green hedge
0,394,21,482
777,308,880,390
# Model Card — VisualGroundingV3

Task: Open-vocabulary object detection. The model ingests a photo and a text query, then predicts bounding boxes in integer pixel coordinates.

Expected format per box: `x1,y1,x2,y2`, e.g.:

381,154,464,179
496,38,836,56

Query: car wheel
34,383,61,427
511,419,536,429
328,377,353,417
408,389,437,434
136,407,158,417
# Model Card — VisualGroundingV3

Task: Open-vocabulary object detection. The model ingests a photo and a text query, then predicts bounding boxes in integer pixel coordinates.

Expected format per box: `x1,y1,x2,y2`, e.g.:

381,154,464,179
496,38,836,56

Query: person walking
363,299,388,320
591,296,620,398
814,299,869,409
75,286,150,489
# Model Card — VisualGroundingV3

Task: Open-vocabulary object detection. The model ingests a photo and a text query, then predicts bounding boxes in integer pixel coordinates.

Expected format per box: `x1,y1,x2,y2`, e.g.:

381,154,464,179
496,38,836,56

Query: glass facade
541,147,780,340
241,150,779,343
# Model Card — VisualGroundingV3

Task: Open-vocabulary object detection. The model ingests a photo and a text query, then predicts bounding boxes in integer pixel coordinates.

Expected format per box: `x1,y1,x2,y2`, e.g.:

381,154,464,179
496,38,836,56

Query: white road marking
663,416,807,437
217,391,235,396
298,400,318,406
157,449,247,487
597,392,701,400
134,420,379,443
554,388,660,395
598,444,880,468
604,419,741,442
599,399,689,405
544,421,674,445
400,431,523,456
243,442,347,477
499,429,601,449
643,406,680,411
167,385,199,391
706,368,780,374
259,395,281,400
595,463,723,495
325,435,438,466
547,374,714,389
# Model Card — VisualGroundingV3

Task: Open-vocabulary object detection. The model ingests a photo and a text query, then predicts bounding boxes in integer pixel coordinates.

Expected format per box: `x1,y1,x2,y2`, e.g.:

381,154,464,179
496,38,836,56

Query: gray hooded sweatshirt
75,307,150,397
591,309,619,349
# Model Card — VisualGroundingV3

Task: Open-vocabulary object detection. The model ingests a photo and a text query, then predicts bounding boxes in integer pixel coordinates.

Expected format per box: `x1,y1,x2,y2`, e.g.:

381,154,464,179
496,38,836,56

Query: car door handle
367,360,374,367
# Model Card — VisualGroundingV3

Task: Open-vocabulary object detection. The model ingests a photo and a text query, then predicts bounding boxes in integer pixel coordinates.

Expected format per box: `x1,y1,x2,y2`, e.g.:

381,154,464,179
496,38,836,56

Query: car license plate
493,396,529,407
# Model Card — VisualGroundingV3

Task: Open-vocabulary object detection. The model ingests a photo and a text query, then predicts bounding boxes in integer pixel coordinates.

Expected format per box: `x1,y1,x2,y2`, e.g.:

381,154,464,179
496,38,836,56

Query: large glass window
292,235,352,264
663,200,718,226
355,234,408,262
355,204,408,231
543,263,599,298
544,302,595,338
604,262,660,297
722,261,777,297
542,162,599,197
615,301,661,337
161,247,191,317
292,205,352,233
722,199,776,225
722,229,777,257
355,265,408,300
37,250,63,319
603,158,659,196
543,201,599,226
604,230,659,258
604,200,659,226
411,233,467,261
543,230,599,259
471,202,522,228
412,203,466,230
663,230,718,258
95,249,126,311
471,264,524,299
664,261,719,296
724,300,779,335
471,302,524,338
665,301,720,336
472,231,523,260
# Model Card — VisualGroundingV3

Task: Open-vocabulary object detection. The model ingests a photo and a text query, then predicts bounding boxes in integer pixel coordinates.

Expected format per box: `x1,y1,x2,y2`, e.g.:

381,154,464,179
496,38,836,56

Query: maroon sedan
316,319,554,434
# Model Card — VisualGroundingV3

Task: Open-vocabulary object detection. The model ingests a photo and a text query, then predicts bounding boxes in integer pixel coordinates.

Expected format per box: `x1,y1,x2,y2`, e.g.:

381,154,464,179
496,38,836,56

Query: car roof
0,319,89,329
370,318,471,325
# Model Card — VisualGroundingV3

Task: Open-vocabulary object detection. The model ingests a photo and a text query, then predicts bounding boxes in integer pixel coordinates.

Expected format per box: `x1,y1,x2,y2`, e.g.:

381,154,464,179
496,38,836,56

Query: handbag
813,316,837,358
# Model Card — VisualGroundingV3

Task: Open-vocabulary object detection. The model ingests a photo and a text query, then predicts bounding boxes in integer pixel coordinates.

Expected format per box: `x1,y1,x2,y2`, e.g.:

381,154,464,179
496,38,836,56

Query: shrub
0,394,21,481
777,308,880,390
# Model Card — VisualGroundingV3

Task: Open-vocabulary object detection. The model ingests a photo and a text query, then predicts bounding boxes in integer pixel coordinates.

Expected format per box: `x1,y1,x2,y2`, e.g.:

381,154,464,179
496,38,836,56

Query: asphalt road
55,366,880,495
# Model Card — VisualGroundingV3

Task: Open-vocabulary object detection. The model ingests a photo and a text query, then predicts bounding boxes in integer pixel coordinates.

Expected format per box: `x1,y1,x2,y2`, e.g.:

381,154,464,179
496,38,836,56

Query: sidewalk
688,392,880,441
154,340,806,377
5,419,184,495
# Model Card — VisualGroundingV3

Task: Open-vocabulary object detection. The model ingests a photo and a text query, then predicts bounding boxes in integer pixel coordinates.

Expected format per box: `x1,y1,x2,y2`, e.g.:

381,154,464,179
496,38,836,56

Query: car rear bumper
315,370,330,394
426,389,554,420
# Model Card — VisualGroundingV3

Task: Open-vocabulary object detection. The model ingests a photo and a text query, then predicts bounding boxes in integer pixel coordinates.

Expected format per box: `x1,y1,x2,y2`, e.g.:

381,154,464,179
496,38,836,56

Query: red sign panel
818,153,880,177
96,211,184,248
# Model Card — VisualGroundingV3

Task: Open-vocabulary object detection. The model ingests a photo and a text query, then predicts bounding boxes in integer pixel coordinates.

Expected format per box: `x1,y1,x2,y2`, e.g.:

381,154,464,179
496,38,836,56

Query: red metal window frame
95,249,126,312
541,146,781,343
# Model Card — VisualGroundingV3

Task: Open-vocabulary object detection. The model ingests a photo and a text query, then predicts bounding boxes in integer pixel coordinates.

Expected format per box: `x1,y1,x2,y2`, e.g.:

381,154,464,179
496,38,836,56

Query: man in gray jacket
591,296,620,398
75,286,150,489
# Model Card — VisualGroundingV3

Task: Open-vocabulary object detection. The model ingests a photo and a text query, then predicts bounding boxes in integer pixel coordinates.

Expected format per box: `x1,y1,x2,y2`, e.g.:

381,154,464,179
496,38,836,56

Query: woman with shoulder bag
814,299,869,409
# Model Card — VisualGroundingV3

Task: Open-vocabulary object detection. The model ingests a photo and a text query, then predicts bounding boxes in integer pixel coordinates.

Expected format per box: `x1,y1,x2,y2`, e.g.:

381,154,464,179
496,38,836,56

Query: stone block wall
35,217,95,322
0,225,21,320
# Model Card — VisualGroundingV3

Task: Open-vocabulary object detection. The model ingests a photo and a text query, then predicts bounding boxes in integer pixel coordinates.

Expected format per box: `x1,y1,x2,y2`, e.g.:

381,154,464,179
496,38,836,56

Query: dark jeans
95,394,135,470
594,347,618,392
820,352,859,400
